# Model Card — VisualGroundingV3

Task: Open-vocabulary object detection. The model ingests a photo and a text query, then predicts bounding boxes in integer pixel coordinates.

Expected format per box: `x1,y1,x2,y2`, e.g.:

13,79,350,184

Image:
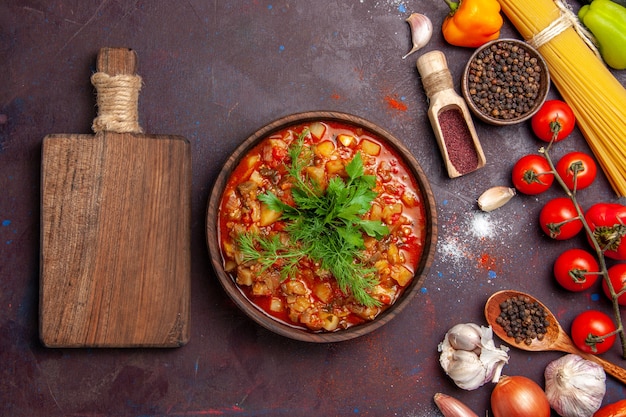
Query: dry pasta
498,0,626,196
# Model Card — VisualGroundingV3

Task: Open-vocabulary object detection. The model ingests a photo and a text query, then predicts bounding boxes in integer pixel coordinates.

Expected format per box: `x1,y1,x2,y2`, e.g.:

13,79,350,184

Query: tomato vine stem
541,132,626,358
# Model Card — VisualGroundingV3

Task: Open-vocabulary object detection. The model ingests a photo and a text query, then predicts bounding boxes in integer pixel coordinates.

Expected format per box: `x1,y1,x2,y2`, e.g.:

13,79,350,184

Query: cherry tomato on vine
555,151,597,191
553,248,600,291
531,100,576,142
511,154,554,195
570,310,616,354
584,203,626,260
539,197,583,240
602,264,626,305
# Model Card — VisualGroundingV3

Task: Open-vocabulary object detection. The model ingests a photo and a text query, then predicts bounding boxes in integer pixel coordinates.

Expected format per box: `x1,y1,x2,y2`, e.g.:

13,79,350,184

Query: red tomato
540,198,583,240
602,264,626,305
554,248,600,291
593,399,626,417
585,203,626,260
571,310,616,354
531,100,576,142
555,152,597,191
511,154,554,195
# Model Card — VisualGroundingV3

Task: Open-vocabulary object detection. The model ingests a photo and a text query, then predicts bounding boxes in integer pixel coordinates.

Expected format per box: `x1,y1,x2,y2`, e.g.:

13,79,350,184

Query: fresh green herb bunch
237,133,389,306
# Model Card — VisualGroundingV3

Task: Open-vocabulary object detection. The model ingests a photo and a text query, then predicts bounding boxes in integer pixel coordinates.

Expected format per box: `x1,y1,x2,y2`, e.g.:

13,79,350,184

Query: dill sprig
237,133,389,307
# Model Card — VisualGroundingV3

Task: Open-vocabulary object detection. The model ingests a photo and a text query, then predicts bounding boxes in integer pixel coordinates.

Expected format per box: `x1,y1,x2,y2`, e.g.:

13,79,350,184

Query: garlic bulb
438,323,510,390
402,13,433,59
544,354,606,417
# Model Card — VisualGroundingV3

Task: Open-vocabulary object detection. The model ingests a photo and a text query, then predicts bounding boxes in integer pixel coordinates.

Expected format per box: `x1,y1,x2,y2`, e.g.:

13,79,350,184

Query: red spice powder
385,95,408,111
478,253,496,270
437,108,479,175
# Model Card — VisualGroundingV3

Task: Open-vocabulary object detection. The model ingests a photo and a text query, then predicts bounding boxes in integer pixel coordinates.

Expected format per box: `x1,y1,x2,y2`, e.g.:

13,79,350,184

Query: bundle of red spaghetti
498,0,626,196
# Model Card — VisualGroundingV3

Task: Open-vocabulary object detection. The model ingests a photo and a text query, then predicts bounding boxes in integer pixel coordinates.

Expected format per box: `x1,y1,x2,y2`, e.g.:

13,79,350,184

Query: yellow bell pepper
442,0,503,47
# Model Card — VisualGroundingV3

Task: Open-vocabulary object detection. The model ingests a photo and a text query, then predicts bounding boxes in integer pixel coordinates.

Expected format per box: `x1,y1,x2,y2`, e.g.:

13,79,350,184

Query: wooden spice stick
417,51,486,178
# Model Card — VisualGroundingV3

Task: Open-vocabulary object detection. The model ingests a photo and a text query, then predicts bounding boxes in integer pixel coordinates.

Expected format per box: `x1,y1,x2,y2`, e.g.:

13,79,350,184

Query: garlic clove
446,323,483,352
402,13,433,59
446,350,488,390
477,186,516,212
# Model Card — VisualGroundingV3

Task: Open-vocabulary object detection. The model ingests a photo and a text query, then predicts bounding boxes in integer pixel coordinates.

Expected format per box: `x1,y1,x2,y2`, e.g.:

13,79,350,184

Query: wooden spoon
485,290,626,384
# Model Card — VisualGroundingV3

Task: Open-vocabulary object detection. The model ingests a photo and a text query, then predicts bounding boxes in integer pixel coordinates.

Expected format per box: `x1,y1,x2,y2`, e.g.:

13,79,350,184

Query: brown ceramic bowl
462,39,550,126
206,111,437,342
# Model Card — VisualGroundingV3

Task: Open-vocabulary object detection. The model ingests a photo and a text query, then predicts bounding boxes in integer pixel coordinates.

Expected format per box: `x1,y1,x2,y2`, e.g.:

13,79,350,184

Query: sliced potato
337,134,357,148
320,312,339,331
304,166,327,190
374,259,390,275
291,296,310,313
236,266,254,286
313,282,333,303
309,122,327,140
315,140,335,157
382,203,403,223
391,265,413,286
269,297,283,312
387,243,400,265
242,154,260,178
224,259,237,272
326,159,345,177
259,202,282,226
249,170,264,185
359,138,381,156
369,203,383,221
283,279,307,295
401,191,418,207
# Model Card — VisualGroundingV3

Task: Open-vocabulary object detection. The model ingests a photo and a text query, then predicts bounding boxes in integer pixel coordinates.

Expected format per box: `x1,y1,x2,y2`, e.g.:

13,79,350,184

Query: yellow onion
491,375,551,417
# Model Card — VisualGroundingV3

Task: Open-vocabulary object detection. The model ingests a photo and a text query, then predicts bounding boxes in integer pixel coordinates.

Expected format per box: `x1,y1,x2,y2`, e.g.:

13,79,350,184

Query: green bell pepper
578,0,626,70
580,0,626,10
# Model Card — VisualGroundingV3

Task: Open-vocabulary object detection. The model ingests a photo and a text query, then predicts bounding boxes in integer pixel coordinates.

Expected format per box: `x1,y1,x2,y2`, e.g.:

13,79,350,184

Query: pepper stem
443,0,460,13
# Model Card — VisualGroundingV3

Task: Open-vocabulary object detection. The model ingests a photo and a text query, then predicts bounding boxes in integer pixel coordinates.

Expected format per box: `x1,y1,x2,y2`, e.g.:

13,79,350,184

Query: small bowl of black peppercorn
462,39,550,126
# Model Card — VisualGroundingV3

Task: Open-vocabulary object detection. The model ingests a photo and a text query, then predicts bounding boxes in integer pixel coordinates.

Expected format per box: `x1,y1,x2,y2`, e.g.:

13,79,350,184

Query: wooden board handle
97,47,137,76
91,47,142,133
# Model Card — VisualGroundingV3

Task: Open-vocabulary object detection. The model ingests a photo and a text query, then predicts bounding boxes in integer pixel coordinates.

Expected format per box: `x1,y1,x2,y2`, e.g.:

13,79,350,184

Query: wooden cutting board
40,47,191,348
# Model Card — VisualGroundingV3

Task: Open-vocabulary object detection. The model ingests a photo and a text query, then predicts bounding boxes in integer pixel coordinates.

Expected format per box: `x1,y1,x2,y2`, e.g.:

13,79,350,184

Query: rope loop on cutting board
91,72,143,134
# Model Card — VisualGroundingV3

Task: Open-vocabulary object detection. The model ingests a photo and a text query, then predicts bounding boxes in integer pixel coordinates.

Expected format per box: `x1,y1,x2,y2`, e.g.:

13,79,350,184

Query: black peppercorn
497,296,550,345
467,41,544,121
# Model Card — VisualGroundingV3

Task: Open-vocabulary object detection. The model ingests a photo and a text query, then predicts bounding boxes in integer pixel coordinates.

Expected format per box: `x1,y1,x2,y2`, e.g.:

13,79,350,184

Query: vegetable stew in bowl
206,112,437,342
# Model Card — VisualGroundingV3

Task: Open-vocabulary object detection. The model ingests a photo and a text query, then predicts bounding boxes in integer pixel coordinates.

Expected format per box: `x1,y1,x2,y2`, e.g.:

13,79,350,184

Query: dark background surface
1,1,625,416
